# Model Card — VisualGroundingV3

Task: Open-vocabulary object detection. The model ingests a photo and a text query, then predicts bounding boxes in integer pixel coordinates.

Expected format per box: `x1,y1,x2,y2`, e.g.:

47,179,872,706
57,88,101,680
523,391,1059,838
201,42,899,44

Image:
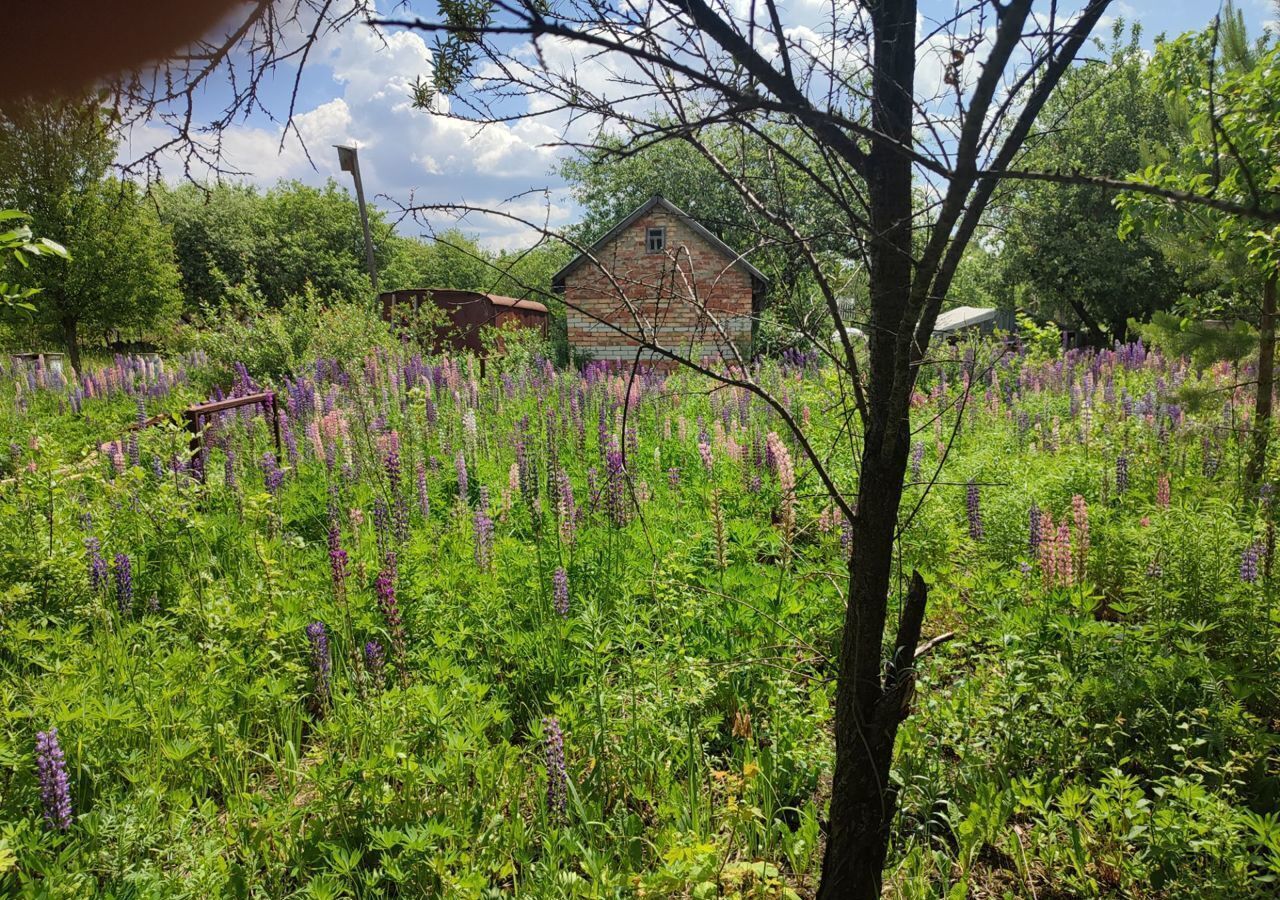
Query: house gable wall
562,208,755,362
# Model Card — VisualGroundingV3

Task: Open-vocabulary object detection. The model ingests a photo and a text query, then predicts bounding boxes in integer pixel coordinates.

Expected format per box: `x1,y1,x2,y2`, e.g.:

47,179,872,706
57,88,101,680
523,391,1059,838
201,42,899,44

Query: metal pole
334,145,379,297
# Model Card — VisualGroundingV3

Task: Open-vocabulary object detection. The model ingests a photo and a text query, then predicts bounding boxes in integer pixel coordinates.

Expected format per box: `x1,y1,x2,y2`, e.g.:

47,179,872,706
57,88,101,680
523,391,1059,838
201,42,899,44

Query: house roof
384,289,548,315
934,306,998,334
551,195,769,290
488,294,549,314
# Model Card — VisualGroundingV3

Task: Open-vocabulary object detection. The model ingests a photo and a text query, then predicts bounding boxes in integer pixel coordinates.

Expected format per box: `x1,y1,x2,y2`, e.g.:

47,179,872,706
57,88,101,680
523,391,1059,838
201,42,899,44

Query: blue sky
123,1,1276,249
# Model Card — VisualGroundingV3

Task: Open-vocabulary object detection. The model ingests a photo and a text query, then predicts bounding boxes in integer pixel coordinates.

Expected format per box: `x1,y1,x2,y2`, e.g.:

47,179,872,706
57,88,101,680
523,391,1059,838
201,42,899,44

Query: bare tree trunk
817,2,921,895
62,315,82,378
819,457,927,899
1248,273,1277,486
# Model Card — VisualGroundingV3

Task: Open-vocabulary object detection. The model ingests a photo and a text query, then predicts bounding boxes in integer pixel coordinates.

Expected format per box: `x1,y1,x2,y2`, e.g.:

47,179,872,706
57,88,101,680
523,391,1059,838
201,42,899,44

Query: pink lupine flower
1072,494,1089,575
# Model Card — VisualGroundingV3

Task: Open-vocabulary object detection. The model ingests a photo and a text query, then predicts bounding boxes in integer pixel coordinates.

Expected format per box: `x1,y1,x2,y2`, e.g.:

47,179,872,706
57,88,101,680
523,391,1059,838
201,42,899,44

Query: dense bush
192,286,396,383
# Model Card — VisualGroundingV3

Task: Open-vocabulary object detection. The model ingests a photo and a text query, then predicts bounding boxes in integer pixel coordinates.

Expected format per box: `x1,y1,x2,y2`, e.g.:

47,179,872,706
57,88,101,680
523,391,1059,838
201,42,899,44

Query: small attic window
645,226,666,253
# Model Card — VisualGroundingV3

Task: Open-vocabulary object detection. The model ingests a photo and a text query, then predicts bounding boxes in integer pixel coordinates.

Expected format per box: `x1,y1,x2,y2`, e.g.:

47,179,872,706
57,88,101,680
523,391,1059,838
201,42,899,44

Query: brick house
552,195,767,363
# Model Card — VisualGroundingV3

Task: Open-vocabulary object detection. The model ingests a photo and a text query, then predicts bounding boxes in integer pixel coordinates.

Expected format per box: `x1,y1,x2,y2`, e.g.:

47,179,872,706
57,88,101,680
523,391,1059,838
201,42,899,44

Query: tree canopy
0,94,181,371
995,23,1183,339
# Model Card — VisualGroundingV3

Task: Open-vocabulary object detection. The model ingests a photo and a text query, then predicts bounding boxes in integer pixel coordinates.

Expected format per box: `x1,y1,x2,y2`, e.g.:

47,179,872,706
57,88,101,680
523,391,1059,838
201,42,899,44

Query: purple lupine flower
605,449,628,527
282,416,299,466
35,728,72,831
455,450,469,505
473,500,494,570
553,567,569,617
668,466,680,489
113,553,133,615
327,525,348,589
375,554,408,687
260,452,283,494
416,460,429,519
555,468,577,545
543,716,568,821
306,621,331,706
364,640,385,685
85,536,107,593
910,441,924,482
1201,436,1220,478
378,432,404,537
372,497,391,558
1116,454,1129,495
966,480,983,541
1029,501,1041,555
224,447,238,490
1241,543,1261,584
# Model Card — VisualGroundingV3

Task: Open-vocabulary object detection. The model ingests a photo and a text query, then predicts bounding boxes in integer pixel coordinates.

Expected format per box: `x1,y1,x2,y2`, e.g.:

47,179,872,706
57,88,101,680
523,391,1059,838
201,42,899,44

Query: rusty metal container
379,289,548,354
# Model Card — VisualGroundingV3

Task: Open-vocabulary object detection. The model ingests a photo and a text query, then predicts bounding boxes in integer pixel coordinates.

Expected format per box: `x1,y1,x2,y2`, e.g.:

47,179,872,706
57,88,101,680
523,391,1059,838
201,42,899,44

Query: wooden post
185,410,203,481
178,391,282,483
269,392,282,459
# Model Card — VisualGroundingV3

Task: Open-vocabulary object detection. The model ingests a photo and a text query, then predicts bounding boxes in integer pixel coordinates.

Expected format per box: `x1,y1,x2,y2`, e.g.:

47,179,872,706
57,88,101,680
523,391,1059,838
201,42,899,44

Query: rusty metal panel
379,289,548,354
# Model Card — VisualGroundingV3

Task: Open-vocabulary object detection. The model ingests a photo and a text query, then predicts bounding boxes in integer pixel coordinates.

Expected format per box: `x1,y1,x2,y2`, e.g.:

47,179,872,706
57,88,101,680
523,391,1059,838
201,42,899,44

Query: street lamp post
334,144,379,298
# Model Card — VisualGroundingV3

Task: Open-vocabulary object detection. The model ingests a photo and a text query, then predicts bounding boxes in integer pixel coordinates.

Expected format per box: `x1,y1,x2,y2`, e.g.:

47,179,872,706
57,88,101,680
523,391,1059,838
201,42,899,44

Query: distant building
379,289,548,355
552,196,767,363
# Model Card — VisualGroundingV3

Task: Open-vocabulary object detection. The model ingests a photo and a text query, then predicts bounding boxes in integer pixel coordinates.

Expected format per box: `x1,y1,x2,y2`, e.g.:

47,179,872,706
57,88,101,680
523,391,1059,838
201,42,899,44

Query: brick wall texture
563,209,754,363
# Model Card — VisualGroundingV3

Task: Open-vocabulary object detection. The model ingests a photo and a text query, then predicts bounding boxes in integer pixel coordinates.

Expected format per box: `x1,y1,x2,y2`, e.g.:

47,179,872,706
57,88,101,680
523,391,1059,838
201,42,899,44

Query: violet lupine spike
383,430,402,488
543,716,568,822
1116,454,1129,494
605,449,628,527
35,728,72,831
416,460,430,519
260,452,283,495
113,553,133,616
372,497,391,559
553,567,569,617
85,537,107,593
364,640,385,685
910,441,924,482
455,450,469,505
224,447,238,490
306,622,332,706
1028,502,1042,556
966,480,983,541
327,525,348,590
375,556,409,687
1240,543,1261,584
555,469,577,546
473,501,494,570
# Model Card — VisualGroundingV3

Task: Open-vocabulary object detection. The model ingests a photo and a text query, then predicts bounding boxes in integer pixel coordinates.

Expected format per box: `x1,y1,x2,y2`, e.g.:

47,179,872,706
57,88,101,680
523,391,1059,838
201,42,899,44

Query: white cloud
119,10,570,250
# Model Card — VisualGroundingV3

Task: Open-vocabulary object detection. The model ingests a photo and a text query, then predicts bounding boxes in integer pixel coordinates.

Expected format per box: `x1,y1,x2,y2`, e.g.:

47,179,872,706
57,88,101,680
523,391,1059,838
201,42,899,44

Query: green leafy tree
1118,3,1280,482
258,179,394,305
0,94,180,372
997,23,1182,340
154,181,267,313
157,179,395,312
0,209,68,310
381,229,493,293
